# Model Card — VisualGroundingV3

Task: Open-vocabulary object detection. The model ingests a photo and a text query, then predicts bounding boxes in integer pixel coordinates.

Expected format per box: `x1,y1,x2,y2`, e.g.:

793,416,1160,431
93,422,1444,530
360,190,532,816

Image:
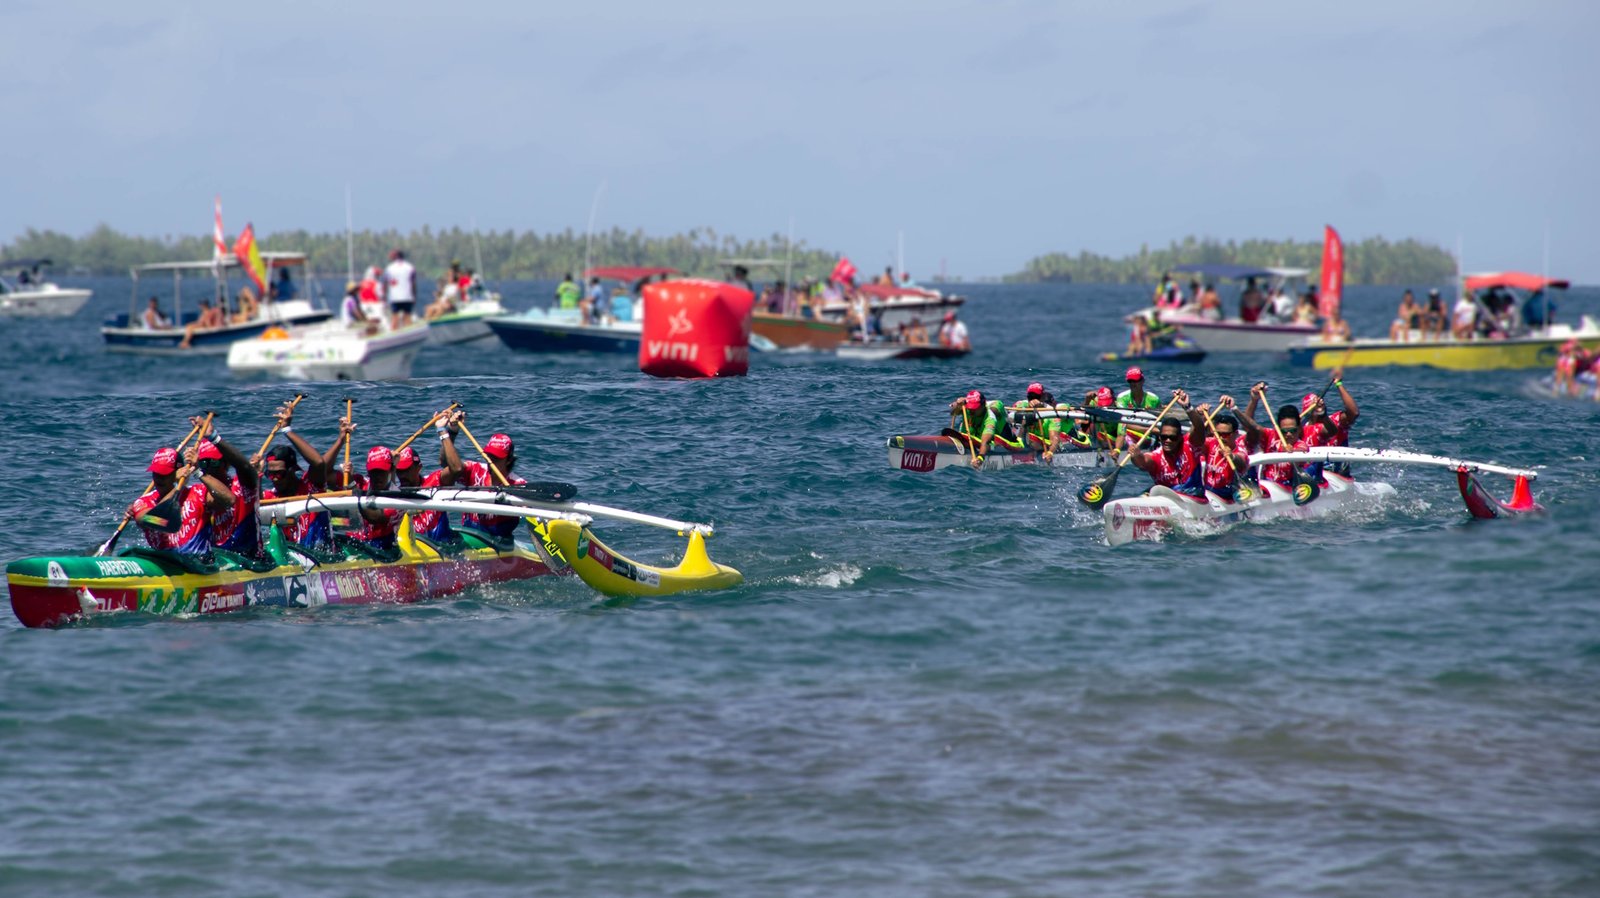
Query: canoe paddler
1077,386,1120,454
1299,369,1359,477
342,445,400,552
947,390,1021,469
1239,382,1309,487
1115,366,1162,445
127,447,182,550
167,439,245,556
438,411,528,539
258,402,337,547
1127,389,1208,497
1013,382,1069,460
1196,400,1251,500
397,422,458,541
185,417,261,557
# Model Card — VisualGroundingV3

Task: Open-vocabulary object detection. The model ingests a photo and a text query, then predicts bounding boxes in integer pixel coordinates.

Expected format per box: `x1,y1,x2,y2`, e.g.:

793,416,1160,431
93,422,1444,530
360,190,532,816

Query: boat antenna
784,216,794,292
471,215,487,284
897,229,904,281
344,184,355,284
584,179,607,280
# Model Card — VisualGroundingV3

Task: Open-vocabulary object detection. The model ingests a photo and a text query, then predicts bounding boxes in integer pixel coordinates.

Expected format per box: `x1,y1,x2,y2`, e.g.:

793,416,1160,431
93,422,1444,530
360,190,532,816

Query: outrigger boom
1244,446,1539,481
258,488,718,536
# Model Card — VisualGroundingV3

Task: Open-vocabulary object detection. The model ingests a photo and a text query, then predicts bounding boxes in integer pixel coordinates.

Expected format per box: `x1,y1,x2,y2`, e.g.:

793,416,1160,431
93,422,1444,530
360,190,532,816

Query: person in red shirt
344,445,400,552
182,419,262,557
1239,383,1310,488
169,440,243,555
257,401,341,547
127,448,183,550
1195,401,1251,500
438,412,526,540
393,441,457,541
1127,390,1208,498
1299,369,1360,477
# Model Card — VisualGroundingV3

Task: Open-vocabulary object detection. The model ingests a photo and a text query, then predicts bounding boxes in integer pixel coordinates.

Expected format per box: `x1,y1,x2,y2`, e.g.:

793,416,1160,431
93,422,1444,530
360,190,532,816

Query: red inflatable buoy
638,279,752,378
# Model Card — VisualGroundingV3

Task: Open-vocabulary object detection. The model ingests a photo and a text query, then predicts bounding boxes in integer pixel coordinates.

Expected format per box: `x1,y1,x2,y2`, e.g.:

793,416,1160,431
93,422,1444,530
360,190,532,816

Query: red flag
1318,225,1342,320
213,196,227,260
233,223,268,294
830,256,857,285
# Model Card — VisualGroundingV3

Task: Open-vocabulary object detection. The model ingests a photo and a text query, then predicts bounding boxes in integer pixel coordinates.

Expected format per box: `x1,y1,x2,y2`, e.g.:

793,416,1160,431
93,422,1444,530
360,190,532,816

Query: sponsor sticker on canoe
94,559,145,577
900,449,937,472
47,561,69,587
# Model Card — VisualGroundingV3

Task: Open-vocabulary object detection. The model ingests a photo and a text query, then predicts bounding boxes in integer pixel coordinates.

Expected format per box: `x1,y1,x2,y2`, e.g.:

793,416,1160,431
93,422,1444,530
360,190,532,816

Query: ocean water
2,278,1598,897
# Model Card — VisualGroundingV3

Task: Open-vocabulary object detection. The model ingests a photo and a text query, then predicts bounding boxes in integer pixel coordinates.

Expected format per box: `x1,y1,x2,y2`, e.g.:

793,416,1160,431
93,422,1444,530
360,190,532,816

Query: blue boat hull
103,311,334,355
486,317,640,354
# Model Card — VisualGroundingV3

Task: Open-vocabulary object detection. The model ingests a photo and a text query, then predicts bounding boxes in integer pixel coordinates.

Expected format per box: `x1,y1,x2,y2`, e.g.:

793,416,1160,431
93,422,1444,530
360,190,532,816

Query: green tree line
1011,235,1458,285
1,224,845,282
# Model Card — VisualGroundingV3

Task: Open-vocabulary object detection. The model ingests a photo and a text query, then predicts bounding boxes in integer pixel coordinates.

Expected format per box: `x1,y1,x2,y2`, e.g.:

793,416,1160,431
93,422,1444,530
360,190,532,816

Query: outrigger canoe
888,406,1160,473
1103,446,1540,546
7,488,742,628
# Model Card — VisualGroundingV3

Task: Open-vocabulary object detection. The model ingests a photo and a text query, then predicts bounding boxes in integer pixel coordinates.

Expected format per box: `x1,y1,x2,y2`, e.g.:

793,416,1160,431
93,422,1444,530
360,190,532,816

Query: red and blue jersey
170,483,215,555
1146,442,1205,497
131,487,174,550
342,473,398,549
262,473,330,547
411,469,454,541
211,476,258,555
1202,433,1249,491
460,461,526,539
1257,430,1307,486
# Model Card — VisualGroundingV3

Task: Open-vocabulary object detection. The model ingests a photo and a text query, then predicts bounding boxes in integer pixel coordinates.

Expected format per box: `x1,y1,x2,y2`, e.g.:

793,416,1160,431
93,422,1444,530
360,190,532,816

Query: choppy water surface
2,279,1597,896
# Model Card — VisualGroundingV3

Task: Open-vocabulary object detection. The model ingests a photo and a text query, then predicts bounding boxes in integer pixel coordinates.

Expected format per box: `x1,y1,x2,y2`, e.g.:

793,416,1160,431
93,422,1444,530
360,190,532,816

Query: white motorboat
227,318,429,381
814,283,965,332
0,259,92,318
1140,264,1317,352
424,290,506,344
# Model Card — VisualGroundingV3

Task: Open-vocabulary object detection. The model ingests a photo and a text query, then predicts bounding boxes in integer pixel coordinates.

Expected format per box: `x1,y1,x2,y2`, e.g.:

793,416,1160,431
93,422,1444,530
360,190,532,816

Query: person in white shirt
141,296,172,330
938,311,970,350
1451,294,1479,340
383,250,417,326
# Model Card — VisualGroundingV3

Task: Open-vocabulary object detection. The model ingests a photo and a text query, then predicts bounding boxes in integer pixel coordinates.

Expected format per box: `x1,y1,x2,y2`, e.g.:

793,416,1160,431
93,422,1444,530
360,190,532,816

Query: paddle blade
1078,468,1120,509
1235,481,1258,504
137,497,182,533
1292,478,1320,506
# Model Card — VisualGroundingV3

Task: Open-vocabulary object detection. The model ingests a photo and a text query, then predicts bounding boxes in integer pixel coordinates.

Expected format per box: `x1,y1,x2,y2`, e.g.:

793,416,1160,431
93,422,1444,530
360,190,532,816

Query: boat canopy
132,252,307,274
720,258,786,270
588,266,677,282
856,283,940,299
1171,263,1310,280
0,258,52,271
1463,272,1569,292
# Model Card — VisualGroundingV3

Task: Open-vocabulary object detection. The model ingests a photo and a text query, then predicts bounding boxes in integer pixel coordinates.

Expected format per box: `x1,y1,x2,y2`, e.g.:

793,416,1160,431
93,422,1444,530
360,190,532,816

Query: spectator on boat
1523,288,1554,329
1198,284,1223,320
1389,289,1422,342
438,260,463,300
900,272,918,288
383,249,417,326
1265,287,1297,323
1186,278,1201,309
177,298,226,349
1294,292,1319,326
1127,312,1153,356
938,311,969,350
359,266,383,303
579,276,606,325
1327,312,1352,342
906,317,929,346
611,288,634,322
273,267,298,301
342,282,374,328
141,296,172,330
233,286,259,324
1451,292,1478,340
876,266,895,286
1422,288,1447,340
1239,277,1266,323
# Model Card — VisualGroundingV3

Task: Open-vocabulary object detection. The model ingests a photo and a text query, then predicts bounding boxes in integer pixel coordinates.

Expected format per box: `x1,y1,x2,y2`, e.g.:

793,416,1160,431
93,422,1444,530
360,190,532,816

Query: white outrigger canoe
1104,446,1540,546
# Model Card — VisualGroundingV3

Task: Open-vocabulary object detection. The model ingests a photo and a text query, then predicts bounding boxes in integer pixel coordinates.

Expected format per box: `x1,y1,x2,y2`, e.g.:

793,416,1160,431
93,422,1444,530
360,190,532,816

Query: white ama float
1103,446,1541,546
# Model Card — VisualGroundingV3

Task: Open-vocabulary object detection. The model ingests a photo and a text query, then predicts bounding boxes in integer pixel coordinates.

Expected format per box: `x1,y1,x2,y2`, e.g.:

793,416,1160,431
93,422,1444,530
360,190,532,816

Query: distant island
0,224,846,282
1010,236,1458,286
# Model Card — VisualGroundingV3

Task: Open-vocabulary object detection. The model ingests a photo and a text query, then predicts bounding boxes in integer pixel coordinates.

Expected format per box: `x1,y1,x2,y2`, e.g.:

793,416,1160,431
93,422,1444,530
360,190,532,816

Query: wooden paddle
1201,405,1257,503
1076,395,1181,509
342,397,355,489
1260,387,1319,506
1300,346,1357,422
253,393,304,470
97,412,213,556
394,402,461,453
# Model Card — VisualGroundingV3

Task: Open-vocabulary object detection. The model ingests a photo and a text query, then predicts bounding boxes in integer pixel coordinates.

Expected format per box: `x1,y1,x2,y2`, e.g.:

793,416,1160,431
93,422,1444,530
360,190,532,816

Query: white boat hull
1103,473,1396,546
1158,312,1318,352
226,321,429,381
0,285,92,318
816,293,964,332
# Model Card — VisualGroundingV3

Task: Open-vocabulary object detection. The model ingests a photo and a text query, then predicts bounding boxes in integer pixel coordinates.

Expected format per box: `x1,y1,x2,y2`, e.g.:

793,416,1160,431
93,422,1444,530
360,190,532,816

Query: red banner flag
1318,225,1343,320
213,196,227,260
233,223,268,294
830,256,857,285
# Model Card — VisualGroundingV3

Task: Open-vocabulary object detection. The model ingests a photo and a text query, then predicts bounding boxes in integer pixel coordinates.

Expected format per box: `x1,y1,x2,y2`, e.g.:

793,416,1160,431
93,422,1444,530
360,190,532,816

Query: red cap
485,433,514,459
393,446,419,470
1026,382,1044,396
195,440,223,462
1125,366,1144,382
1096,387,1114,406
1302,393,1320,412
367,445,393,471
943,312,956,322
148,447,179,475
963,390,982,410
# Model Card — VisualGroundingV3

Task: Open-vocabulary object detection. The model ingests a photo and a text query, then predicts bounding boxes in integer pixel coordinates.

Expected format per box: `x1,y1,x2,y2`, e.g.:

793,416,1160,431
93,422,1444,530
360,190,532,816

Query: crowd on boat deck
123,403,528,561
944,365,1359,496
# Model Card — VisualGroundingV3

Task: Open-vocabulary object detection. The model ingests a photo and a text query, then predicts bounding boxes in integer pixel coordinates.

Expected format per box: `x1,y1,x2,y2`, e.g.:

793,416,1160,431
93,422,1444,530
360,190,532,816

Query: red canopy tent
1463,272,1569,292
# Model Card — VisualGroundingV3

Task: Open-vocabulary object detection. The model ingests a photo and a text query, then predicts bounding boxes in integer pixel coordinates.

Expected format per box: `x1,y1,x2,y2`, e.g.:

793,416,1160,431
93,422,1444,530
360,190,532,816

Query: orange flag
233,223,268,294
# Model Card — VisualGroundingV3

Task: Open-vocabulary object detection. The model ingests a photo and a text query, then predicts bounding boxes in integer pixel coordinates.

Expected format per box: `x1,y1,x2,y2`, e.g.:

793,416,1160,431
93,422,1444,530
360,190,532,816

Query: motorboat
485,266,671,354
1138,263,1317,352
0,259,93,317
227,316,429,381
102,253,332,354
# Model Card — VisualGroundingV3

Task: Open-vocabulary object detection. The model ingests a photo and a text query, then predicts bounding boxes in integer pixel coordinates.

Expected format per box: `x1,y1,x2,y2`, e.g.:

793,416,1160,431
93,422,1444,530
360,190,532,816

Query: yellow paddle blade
1083,484,1104,504
1294,482,1315,503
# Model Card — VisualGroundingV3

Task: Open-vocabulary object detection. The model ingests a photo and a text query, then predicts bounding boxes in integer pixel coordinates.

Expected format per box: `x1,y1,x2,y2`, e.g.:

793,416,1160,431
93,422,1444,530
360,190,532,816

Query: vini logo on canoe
900,449,937,473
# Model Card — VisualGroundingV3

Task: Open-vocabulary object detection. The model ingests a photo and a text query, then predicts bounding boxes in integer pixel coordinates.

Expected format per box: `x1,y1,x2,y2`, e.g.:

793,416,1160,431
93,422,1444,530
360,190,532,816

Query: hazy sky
4,1,1596,280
